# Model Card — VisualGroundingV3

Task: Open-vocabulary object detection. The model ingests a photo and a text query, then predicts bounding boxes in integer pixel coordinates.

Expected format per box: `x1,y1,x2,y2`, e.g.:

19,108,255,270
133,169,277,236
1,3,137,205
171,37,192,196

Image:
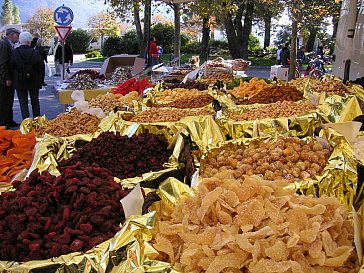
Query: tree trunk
241,0,254,60
173,3,181,64
224,15,240,59
133,2,143,55
289,15,298,80
305,28,317,52
143,0,151,61
264,16,271,49
200,16,210,62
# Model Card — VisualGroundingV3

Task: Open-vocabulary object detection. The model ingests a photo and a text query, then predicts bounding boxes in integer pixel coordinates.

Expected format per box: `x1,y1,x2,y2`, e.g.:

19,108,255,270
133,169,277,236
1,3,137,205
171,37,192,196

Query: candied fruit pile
58,132,171,180
0,163,157,262
154,171,356,273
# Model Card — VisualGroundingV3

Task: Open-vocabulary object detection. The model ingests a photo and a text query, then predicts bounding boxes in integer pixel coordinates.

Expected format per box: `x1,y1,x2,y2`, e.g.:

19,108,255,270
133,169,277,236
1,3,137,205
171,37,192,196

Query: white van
332,0,364,80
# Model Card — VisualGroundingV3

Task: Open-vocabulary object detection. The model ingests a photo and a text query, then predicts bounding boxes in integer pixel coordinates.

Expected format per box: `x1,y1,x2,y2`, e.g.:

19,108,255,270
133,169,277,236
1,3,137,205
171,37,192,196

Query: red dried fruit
70,239,84,252
29,243,40,252
79,223,93,233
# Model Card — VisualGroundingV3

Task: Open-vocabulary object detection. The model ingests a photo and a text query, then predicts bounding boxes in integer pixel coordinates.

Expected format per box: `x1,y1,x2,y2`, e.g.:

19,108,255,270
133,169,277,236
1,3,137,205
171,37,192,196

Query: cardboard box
100,55,145,79
270,65,289,81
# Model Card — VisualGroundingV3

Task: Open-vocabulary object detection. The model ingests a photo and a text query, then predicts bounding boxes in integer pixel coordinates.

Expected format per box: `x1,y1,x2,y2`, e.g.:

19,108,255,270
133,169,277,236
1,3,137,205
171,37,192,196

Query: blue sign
54,5,74,26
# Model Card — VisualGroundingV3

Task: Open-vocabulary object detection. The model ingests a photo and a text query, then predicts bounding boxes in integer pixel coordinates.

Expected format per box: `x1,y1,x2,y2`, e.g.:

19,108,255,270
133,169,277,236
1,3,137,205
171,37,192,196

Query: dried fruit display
113,77,153,96
88,92,139,114
230,101,316,121
164,81,208,91
130,108,213,123
67,74,98,90
240,85,303,105
0,128,36,183
69,69,105,81
59,132,171,180
199,72,234,84
228,77,270,98
0,163,158,262
290,77,348,95
155,88,202,102
201,137,331,182
154,171,356,273
156,94,213,109
110,67,131,85
35,109,100,137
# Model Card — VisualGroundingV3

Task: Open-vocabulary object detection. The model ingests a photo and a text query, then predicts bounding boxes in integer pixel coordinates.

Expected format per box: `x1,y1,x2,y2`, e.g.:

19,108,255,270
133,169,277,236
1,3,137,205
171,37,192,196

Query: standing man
0,28,20,128
276,45,282,65
280,42,290,67
52,36,61,76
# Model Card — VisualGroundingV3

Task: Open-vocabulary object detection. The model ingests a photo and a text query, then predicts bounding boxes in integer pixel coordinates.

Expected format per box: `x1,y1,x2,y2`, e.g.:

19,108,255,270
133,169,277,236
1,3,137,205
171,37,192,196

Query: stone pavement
11,56,270,124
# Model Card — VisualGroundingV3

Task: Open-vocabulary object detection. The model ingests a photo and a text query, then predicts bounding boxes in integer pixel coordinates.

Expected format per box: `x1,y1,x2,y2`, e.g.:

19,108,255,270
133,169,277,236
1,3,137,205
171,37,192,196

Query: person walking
55,40,73,79
146,37,159,67
0,27,20,129
34,38,48,87
10,32,44,120
51,36,61,76
280,42,290,67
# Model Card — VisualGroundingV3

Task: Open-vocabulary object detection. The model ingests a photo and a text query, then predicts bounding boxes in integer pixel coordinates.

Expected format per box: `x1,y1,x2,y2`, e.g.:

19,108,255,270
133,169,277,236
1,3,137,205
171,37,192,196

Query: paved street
12,55,270,123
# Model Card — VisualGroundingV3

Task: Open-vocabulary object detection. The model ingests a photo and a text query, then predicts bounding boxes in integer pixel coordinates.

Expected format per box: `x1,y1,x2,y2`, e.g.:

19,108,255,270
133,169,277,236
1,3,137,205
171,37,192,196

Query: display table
58,86,114,104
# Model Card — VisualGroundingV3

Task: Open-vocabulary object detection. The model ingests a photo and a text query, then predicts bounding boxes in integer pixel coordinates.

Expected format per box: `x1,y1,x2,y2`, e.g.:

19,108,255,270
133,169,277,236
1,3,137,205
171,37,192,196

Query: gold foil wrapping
19,115,48,134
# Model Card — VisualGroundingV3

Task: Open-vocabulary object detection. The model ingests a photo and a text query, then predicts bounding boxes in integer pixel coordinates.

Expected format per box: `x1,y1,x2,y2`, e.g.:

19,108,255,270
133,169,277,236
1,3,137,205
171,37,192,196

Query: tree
151,23,174,53
88,11,120,48
27,8,54,42
67,29,91,54
12,4,20,24
1,0,13,26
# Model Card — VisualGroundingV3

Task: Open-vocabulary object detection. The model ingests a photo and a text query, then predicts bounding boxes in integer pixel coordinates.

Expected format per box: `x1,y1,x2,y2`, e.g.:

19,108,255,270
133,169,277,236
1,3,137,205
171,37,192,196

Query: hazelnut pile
88,92,139,114
156,88,202,102
156,94,213,109
201,137,331,182
230,101,316,121
290,77,348,95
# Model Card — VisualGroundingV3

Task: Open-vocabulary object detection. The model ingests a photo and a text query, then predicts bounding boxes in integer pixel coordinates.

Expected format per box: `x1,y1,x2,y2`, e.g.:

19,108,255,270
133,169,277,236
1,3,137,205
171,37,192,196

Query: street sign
54,5,74,26
55,26,72,43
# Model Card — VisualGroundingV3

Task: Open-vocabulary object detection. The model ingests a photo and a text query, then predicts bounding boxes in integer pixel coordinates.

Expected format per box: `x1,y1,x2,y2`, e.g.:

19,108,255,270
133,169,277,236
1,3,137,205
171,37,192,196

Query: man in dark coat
280,42,290,67
0,27,20,128
10,32,44,120
55,40,73,78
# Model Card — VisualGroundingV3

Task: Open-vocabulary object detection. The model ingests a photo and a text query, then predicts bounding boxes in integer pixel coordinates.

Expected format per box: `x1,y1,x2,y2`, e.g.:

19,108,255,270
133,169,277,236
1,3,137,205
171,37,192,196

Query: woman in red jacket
147,37,159,67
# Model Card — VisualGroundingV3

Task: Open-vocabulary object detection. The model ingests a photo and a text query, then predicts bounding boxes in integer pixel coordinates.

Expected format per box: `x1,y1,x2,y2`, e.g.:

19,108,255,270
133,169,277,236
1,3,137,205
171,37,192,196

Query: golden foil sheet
317,94,362,123
99,111,226,154
20,115,48,134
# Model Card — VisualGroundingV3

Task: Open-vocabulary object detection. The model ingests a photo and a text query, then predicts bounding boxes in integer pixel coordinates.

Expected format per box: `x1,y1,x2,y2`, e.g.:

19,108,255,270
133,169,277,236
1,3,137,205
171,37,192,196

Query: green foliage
151,23,174,53
120,30,140,54
180,33,191,48
273,24,291,46
12,4,20,24
85,50,102,58
211,39,228,50
248,34,263,51
67,29,92,54
1,0,13,25
102,36,123,57
181,40,201,54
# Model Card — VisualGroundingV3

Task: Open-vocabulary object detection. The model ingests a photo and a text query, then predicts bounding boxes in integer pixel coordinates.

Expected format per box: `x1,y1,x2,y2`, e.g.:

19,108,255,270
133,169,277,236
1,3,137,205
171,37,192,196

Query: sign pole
61,41,65,81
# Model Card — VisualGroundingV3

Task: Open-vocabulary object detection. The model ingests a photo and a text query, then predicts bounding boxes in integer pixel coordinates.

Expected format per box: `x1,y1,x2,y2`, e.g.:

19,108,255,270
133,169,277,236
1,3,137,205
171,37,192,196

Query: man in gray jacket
0,27,20,128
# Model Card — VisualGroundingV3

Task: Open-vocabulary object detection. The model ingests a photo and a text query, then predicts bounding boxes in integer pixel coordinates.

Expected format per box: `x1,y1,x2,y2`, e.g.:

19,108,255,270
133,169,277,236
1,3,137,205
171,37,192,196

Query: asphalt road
12,57,271,123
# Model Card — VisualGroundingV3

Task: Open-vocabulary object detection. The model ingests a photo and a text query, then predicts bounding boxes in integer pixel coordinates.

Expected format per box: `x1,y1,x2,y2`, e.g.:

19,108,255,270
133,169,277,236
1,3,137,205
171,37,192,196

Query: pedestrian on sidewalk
10,32,44,120
35,38,48,87
0,27,20,129
55,40,73,79
280,42,290,67
51,36,61,76
276,45,282,65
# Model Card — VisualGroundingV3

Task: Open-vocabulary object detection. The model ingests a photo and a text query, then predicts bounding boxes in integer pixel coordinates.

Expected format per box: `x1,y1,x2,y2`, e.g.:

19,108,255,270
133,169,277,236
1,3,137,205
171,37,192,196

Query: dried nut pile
201,137,331,182
156,88,201,102
166,81,208,91
69,69,105,81
230,101,316,121
159,94,213,109
88,92,139,114
290,77,347,95
36,110,100,137
241,85,303,105
67,74,98,90
352,137,364,161
0,163,158,262
169,69,193,75
58,132,171,180
131,108,213,123
154,171,356,273
110,67,131,85
200,72,234,84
